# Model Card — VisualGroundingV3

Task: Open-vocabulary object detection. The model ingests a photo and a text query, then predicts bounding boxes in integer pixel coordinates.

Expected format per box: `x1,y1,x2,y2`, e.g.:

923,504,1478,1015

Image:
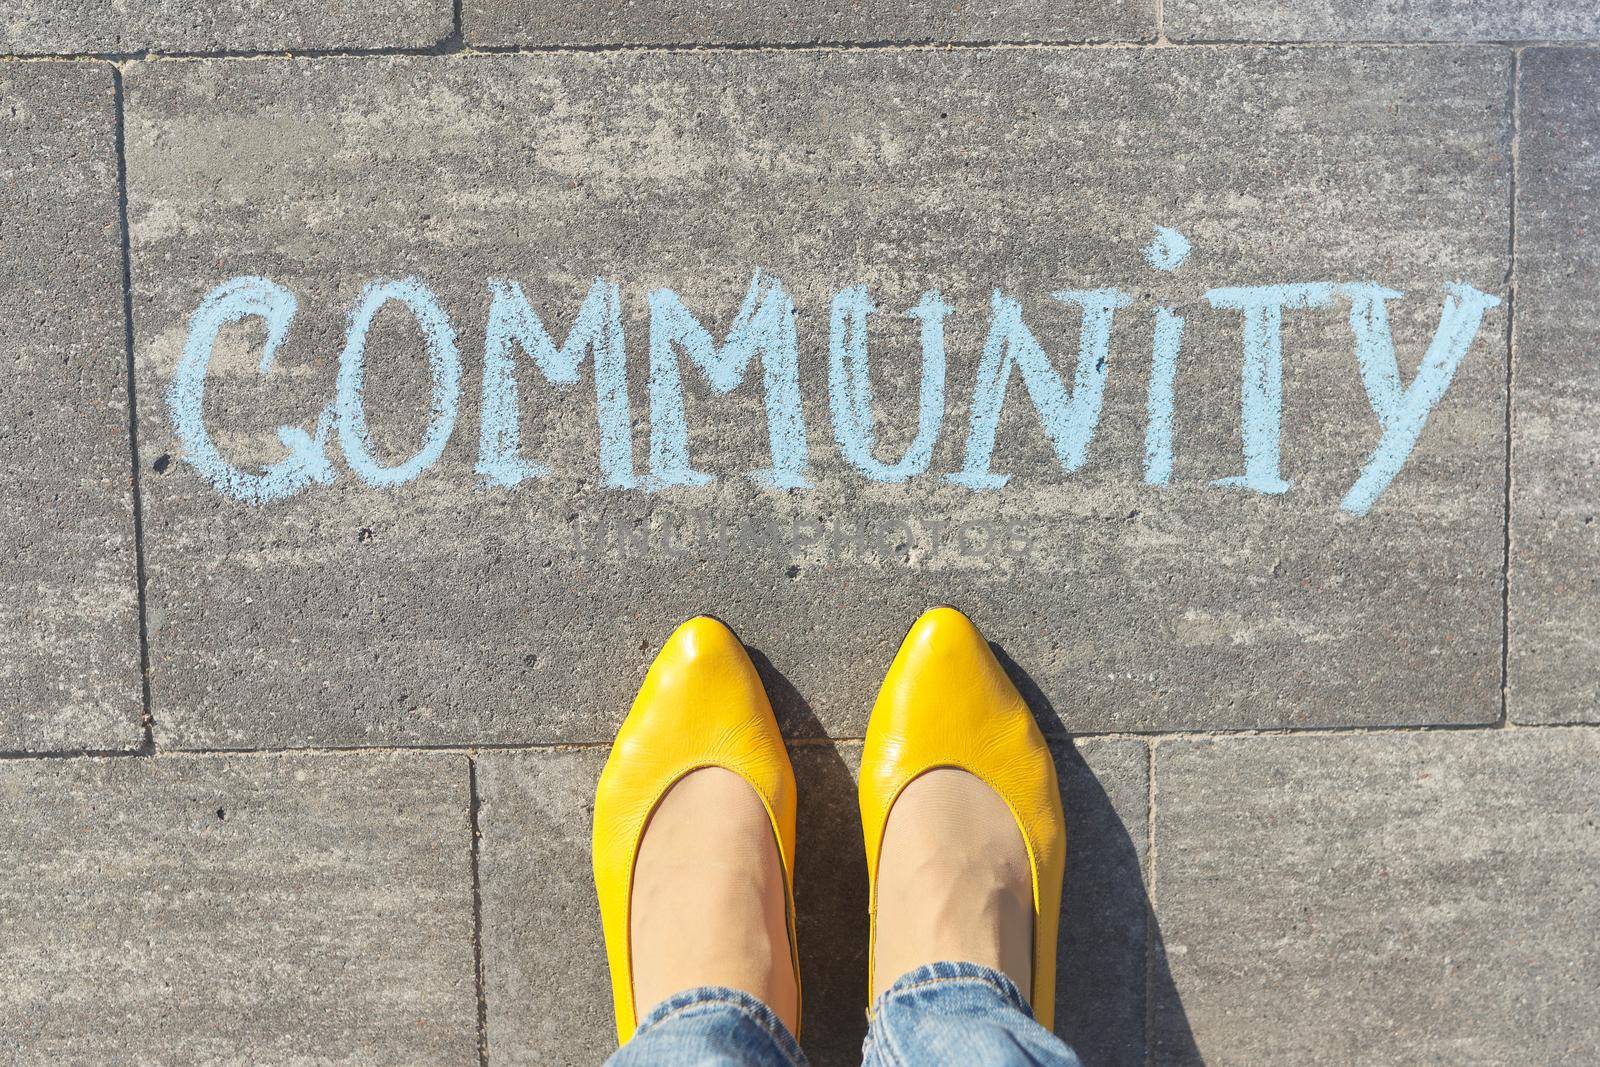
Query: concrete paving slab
0,751,477,1063
1165,1,1600,42
0,0,453,54
1053,738,1151,1067
1510,49,1600,724
0,62,141,752
478,738,1149,1065
463,0,1152,48
1150,729,1600,1064
477,746,614,1066
126,49,1510,747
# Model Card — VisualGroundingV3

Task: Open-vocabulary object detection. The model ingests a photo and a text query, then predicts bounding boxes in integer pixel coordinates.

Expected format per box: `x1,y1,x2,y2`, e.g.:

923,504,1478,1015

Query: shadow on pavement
745,641,1202,1065
996,642,1203,1067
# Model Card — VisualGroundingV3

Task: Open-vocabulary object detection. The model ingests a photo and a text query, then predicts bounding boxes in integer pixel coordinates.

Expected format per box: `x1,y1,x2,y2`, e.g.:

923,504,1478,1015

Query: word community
170,256,1498,519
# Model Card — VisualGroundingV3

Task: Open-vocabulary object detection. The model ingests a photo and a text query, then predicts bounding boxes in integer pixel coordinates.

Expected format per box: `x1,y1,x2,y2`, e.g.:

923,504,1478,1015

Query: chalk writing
1206,282,1335,496
948,288,1132,490
1143,226,1192,273
336,278,460,488
1144,306,1185,487
478,277,634,489
168,276,334,505
166,231,1500,516
648,271,810,490
828,286,949,483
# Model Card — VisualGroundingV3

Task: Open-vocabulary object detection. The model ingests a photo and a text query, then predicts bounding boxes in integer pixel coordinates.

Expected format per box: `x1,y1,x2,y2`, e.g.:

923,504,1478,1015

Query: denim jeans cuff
869,960,1036,1020
632,985,805,1065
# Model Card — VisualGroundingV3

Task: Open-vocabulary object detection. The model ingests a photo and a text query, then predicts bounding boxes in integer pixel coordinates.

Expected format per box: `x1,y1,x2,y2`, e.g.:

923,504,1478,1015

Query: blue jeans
605,961,1082,1066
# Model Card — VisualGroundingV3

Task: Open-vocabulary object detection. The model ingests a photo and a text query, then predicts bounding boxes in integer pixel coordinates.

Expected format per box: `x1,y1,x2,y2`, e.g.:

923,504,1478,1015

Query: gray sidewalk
2,2,1598,1064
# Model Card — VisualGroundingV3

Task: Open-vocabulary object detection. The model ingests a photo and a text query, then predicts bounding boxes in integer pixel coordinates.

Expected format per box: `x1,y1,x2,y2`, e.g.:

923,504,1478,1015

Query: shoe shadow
749,643,1203,1067
748,643,830,739
746,641,872,1065
789,738,873,1067
993,642,1204,1067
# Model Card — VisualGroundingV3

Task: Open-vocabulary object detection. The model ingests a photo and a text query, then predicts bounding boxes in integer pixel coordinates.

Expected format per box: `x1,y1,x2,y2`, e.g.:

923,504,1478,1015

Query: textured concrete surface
1053,739,1152,1067
1165,0,1600,41
478,739,1150,1065
127,48,1509,748
478,747,613,1066
464,0,1153,47
1151,730,1600,1064
0,0,453,54
0,752,476,1063
0,62,141,752
1510,49,1600,724
7,12,1594,1065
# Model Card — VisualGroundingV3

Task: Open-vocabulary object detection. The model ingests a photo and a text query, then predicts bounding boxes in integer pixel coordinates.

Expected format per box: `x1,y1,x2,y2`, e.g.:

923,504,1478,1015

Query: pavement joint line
1143,740,1157,901
110,62,156,756
3,720,1599,764
467,755,490,1067
1154,37,1599,48
449,0,465,54
4,39,1600,65
1142,737,1158,1060
1498,47,1523,730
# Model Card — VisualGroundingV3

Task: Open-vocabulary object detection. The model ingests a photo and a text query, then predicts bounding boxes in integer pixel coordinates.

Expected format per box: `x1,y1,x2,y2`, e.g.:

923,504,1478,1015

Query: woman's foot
870,768,1034,1001
859,606,1065,1025
593,616,801,1041
630,767,799,1033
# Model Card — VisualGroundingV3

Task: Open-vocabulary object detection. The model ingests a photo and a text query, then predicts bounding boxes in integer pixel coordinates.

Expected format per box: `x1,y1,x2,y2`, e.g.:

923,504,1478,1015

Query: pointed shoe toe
859,606,1066,1029
592,616,801,1043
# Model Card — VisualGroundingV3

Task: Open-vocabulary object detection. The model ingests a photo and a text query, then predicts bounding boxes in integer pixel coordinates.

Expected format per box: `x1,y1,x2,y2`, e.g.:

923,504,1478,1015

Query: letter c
166,276,334,505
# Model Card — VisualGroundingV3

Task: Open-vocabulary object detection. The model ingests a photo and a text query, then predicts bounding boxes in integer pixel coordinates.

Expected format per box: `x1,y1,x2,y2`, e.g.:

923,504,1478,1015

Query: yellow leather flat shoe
859,606,1066,1029
592,616,802,1043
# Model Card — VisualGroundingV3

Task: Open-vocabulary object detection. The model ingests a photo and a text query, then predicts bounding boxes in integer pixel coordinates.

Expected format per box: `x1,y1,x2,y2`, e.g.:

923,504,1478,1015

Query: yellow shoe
859,606,1066,1029
592,616,802,1043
